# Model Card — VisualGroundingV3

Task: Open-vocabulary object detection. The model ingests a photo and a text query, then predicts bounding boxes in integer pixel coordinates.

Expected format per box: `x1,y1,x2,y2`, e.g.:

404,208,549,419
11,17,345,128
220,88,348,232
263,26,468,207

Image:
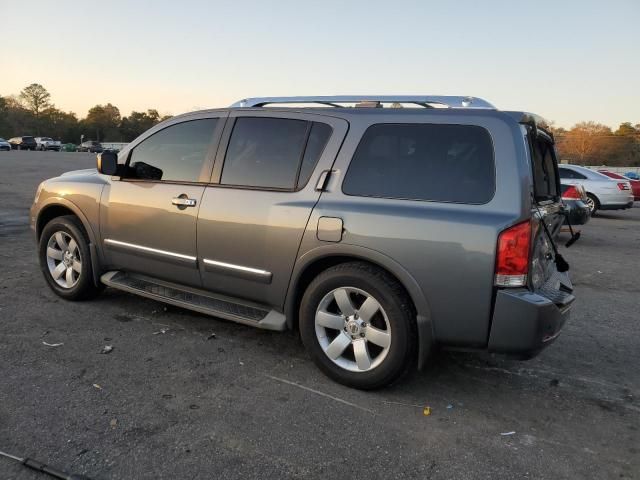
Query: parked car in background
8,136,38,150
0,138,11,151
77,141,103,153
561,183,590,226
558,164,633,215
62,143,77,152
624,172,640,180
31,95,575,389
35,137,62,151
598,170,640,201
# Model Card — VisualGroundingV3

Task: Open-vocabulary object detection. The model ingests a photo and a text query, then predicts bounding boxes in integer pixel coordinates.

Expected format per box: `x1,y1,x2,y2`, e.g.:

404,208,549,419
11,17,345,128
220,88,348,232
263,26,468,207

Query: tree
1,83,175,143
1,95,36,137
614,122,638,137
0,96,10,136
119,109,163,141
83,103,121,141
556,122,612,164
19,83,52,134
41,107,81,142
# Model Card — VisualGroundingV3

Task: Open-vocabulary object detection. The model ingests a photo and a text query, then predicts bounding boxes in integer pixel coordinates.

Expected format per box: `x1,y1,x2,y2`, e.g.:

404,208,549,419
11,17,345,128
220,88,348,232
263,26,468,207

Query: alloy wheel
315,287,392,372
46,231,82,289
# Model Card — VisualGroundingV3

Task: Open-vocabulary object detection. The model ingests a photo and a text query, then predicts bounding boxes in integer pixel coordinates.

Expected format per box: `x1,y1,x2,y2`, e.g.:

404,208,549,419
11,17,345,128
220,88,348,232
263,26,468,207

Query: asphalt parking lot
0,151,638,480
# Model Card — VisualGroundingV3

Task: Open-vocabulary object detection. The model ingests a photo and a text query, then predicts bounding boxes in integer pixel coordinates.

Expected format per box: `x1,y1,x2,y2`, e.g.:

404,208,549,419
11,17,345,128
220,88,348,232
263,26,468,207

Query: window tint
221,117,309,189
530,134,561,199
298,122,332,187
343,123,495,204
558,167,586,180
127,119,217,182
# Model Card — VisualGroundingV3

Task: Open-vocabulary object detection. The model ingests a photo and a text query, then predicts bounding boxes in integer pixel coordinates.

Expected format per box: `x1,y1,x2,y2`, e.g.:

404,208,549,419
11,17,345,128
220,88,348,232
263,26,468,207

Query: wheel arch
285,244,434,369
36,198,97,244
586,191,600,203
36,199,103,287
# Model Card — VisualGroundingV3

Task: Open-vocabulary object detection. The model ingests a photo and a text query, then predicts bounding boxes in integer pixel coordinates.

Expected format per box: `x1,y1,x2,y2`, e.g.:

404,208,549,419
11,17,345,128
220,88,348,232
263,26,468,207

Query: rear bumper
563,200,590,225
598,191,634,209
599,200,634,210
488,283,574,357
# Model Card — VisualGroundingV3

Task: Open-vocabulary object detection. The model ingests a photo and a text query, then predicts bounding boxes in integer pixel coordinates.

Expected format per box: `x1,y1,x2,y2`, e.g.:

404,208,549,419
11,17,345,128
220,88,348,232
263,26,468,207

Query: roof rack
230,96,496,109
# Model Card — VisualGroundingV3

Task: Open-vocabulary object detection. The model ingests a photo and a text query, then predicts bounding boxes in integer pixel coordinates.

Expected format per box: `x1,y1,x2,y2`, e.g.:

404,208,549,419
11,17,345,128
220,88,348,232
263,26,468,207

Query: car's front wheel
39,215,103,300
299,262,416,390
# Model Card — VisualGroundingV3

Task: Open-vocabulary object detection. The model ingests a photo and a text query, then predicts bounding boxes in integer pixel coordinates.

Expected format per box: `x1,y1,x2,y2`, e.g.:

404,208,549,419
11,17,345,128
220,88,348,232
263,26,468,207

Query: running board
100,271,286,331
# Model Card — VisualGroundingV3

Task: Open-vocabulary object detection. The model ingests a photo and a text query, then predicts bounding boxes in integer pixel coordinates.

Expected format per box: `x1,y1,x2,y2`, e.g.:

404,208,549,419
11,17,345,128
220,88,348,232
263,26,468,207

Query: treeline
2,84,639,164
553,122,640,167
0,83,171,144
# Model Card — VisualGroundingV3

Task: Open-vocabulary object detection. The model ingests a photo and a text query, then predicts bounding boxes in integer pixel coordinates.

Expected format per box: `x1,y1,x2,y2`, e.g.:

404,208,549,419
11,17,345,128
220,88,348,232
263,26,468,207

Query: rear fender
286,243,434,369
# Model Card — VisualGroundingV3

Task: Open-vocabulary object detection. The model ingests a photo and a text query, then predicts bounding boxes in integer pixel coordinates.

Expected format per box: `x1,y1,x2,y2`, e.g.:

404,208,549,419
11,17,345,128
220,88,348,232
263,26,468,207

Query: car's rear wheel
586,193,599,216
299,262,416,389
39,215,103,300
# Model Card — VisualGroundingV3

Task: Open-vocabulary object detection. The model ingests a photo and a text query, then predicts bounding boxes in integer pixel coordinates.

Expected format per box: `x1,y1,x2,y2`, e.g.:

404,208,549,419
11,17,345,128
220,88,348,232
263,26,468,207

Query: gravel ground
0,151,638,480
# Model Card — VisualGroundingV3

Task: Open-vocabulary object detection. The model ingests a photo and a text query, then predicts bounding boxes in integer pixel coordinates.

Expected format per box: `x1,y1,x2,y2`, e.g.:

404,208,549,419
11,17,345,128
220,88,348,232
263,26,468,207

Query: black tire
587,193,600,216
38,215,103,300
299,262,417,390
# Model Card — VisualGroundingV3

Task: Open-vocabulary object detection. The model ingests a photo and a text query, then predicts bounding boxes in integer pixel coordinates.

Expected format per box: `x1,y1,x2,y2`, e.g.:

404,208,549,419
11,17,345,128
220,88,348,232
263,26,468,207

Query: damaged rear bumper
488,273,574,357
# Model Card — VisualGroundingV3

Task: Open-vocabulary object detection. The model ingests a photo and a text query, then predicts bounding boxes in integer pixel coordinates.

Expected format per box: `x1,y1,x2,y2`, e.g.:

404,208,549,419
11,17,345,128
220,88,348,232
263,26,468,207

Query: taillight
495,221,532,287
562,185,582,200
617,182,630,191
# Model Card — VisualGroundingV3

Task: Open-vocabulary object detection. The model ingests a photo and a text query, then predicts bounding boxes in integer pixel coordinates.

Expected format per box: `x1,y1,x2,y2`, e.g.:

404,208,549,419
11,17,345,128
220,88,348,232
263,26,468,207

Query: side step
100,271,286,331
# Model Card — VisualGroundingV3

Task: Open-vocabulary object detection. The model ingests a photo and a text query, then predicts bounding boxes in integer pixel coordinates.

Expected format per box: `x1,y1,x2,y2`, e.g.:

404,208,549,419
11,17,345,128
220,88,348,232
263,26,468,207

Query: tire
38,215,103,300
299,262,417,390
586,193,600,216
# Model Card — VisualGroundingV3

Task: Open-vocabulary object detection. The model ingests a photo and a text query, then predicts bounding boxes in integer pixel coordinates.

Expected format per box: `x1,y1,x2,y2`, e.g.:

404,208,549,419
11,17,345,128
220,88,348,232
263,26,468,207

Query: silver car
558,164,634,215
31,95,575,389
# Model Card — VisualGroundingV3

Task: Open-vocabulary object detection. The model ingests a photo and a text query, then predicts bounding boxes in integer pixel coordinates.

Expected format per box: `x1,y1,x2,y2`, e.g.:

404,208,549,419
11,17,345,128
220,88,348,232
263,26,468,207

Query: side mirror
97,151,118,175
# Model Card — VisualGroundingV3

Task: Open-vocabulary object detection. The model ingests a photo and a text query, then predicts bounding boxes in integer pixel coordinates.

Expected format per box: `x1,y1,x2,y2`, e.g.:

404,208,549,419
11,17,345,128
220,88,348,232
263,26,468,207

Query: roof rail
230,95,496,109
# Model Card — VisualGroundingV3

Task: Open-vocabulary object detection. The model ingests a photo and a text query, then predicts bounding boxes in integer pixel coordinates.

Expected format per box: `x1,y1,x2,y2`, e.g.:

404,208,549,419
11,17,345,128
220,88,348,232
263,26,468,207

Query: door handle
172,196,197,209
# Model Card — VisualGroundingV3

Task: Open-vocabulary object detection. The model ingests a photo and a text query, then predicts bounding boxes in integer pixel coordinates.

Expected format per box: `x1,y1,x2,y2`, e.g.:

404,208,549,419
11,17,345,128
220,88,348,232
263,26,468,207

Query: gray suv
31,95,574,389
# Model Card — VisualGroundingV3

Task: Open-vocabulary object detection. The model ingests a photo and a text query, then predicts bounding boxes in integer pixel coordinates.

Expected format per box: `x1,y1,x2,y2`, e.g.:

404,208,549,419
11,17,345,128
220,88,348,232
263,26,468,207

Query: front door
196,111,348,307
101,115,225,287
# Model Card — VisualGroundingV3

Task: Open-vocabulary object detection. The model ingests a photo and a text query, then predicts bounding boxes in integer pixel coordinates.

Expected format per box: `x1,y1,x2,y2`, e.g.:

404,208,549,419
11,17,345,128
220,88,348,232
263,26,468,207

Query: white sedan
558,164,634,215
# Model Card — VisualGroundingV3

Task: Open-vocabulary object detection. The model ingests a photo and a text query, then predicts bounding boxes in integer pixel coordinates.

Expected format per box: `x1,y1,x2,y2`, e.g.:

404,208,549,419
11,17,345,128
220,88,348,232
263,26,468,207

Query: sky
1,0,639,128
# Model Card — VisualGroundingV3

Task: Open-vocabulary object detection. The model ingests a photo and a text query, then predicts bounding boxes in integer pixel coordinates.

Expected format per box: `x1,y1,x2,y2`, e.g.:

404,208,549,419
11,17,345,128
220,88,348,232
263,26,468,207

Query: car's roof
168,106,544,129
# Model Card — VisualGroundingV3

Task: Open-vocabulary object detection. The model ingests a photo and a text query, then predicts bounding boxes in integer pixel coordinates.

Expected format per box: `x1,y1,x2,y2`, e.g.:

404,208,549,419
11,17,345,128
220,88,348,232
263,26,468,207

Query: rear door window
342,123,495,204
558,167,586,180
221,117,331,190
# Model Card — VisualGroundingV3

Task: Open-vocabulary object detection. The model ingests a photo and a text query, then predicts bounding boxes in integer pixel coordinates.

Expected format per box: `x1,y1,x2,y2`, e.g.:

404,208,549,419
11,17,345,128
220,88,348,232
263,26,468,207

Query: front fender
33,196,105,287
35,196,98,244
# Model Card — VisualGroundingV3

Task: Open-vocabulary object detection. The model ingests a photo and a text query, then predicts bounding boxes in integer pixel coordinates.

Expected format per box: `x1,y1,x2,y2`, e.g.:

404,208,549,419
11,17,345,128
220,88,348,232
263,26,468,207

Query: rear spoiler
504,111,554,141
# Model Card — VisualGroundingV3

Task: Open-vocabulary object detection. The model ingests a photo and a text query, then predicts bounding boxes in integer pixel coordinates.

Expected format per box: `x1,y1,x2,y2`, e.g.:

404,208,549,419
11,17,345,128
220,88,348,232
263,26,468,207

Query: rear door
196,111,348,308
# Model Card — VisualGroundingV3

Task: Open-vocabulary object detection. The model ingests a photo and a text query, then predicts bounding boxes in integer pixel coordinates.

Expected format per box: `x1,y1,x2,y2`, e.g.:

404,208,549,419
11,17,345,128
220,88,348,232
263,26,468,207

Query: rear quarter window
342,123,495,204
